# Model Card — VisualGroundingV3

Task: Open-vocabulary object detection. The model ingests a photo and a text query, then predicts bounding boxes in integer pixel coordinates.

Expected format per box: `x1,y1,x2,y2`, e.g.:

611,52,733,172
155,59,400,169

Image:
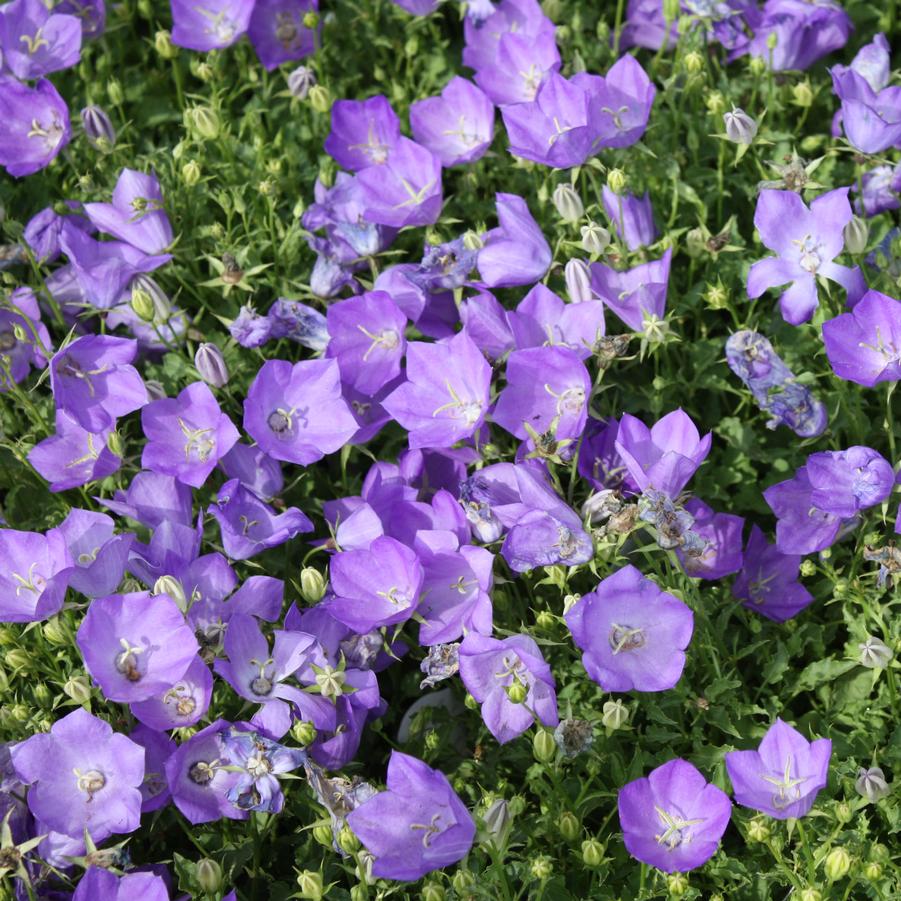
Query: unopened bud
505,679,527,704
706,91,726,115
81,106,116,152
724,107,758,144
186,105,220,140
581,222,610,255
683,51,704,75
843,216,868,254
859,636,892,668
533,728,556,763
195,342,229,389
565,258,593,303
302,10,319,29
130,285,155,322
300,567,326,603
748,56,767,76
558,811,580,843
834,801,853,823
855,766,890,802
42,617,70,646
182,160,202,186
452,870,475,893
287,65,316,100
824,847,851,882
602,699,629,731
291,720,318,747
530,855,553,880
296,870,323,901
154,30,178,59
581,838,604,867
153,575,188,612
863,861,882,880
196,858,222,894
308,85,331,114
666,873,689,897
606,168,627,195
312,824,332,847
552,183,584,223
799,559,816,577
131,274,170,320
107,79,123,107
337,825,360,855
792,81,814,107
106,430,124,458
482,797,510,845
421,885,444,901
747,817,770,843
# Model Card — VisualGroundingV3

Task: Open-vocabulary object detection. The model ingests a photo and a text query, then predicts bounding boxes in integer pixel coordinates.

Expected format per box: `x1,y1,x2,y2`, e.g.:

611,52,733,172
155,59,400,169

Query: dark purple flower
565,564,693,692
410,77,494,167
0,0,82,80
268,298,330,350
346,751,475,880
822,290,901,387
209,478,313,560
602,187,658,251
324,536,424,633
229,303,272,348
76,590,200,703
0,76,71,177
725,718,831,819
577,417,640,494
129,724,176,813
747,188,864,325
57,0,105,37
591,248,672,332
83,169,173,255
383,331,491,449
11,707,144,842
131,655,213,732
618,758,731,872
477,193,551,288
805,446,894,518
220,442,283,502
615,408,712,498
324,95,401,171
675,499,744,580
247,0,318,70
141,381,240,488
244,358,358,465
170,0,253,50
0,527,72,622
731,525,814,622
55,508,134,598
459,632,558,744
164,719,249,824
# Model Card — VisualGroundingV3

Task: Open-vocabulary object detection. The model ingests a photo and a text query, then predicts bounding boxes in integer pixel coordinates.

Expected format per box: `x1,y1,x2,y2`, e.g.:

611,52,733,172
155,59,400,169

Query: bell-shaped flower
602,187,658,250
247,0,318,70
0,527,72,622
0,287,51,388
473,29,560,106
591,248,672,332
99,470,194,530
324,95,401,171
675,499,744,581
0,0,82,80
477,193,551,288
589,53,656,150
170,0,253,51
130,654,213,731
0,77,71,177
55,508,133,598
72,868,170,901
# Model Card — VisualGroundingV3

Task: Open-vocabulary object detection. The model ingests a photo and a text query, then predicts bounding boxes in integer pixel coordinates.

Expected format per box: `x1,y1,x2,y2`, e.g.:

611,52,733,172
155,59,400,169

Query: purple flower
324,95,401,171
83,169,173,255
591,248,672,332
73,868,170,901
214,614,334,738
854,164,901,217
822,290,901,387
0,76,71,177
0,287,51,389
615,408,712,498
0,527,72,622
477,193,551,288
831,63,901,154
24,204,94,264
459,632,558,744
247,0,318,70
230,303,272,348
129,724,175,813
55,508,134,598
577,417,640,494
383,330,491,449
131,654,213,731
565,564,693,692
675,499,745,581
209,478,314,560
244,358,358,465
462,0,555,72
57,0,105,38
494,346,591,445
326,291,407,396
620,0,677,51
602,188,658,251
164,719,249,824
220,442,283,501
11,708,144,842
725,718,831,819
220,727,307,812
762,466,844,555
268,298,330,350
50,334,147,432
76,590,200,703
170,0,253,51
0,0,82,80
588,53,656,150
346,751,475,881
356,137,443,229
731,525,814,622
410,77,494,167
459,290,516,360
141,381,240,488
412,238,478,292
473,28,560,106
324,536,424,633
747,188,865,325
99,470,194,529
618,759,731,872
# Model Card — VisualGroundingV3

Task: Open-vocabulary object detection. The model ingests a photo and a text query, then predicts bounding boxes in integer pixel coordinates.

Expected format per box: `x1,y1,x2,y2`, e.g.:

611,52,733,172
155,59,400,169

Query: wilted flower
855,766,890,802
420,642,461,689
725,718,831,819
553,718,594,758
858,636,893,669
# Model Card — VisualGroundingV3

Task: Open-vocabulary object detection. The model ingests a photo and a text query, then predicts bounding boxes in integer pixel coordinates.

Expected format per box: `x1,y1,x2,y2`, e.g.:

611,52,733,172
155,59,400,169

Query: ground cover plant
0,0,899,899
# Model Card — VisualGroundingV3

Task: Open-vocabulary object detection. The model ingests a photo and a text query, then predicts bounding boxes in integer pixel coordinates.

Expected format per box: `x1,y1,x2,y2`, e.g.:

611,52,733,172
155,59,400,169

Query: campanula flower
0,77,71,177
55,508,134,598
170,0,253,51
0,0,82,80
591,248,672,332
131,655,213,731
477,193,551,288
324,95,401,171
247,0,318,70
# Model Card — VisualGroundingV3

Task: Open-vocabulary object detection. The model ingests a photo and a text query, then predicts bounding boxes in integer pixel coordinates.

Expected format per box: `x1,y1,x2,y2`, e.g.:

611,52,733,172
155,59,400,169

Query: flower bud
535,610,555,631
792,81,814,107
602,699,629,731
859,636,892,668
131,274,171,320
824,847,851,882
505,679,527,704
106,430,124,458
747,816,770,843
481,797,510,846
296,871,323,901
130,285,156,322
662,0,679,20
287,65,316,100
533,728,556,763
843,216,868,254
11,703,31,722
312,824,332,847
308,85,331,114
552,183,584,223
748,56,767,76
581,222,610,255
337,825,360,855
462,230,484,251
683,51,704,75
6,649,30,671
685,226,707,259
107,79,123,107
153,575,188,612
299,567,326,603
181,160,202,186
723,107,758,144
581,838,604,867
452,871,475,893
834,801,853,823
464,692,479,710
291,719,318,747
146,379,167,402
606,168,627,195
81,106,116,152
870,843,890,863
863,861,882,881
303,10,319,28
33,683,51,705
558,811,580,842
42,616,70,646
564,258,593,303
855,766,889,802
530,855,553,880
799,559,816,577
666,873,689,897
186,106,221,141
154,30,178,59
196,858,222,894
195,343,229,389
706,91,726,115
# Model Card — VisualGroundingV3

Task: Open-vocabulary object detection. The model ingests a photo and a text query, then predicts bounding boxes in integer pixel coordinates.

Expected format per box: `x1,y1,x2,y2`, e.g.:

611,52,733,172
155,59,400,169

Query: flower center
115,638,144,682
249,658,275,696
608,624,646,654
654,806,704,851
74,768,106,798
188,759,219,786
